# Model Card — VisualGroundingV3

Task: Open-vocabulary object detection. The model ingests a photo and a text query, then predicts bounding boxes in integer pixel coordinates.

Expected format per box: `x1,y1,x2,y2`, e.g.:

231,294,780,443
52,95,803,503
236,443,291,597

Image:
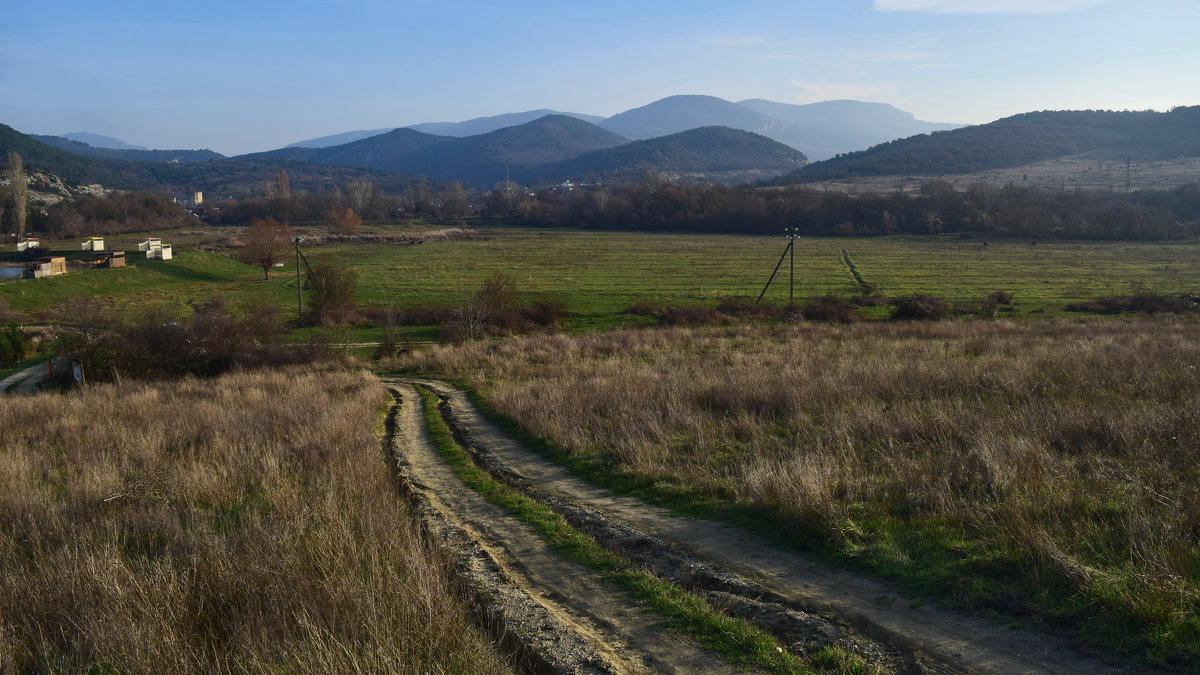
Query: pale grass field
399,318,1200,664
0,368,512,674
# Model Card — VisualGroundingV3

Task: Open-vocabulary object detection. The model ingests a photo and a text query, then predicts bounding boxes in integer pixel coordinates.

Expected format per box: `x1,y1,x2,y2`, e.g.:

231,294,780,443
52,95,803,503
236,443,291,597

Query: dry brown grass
397,318,1200,664
0,367,512,674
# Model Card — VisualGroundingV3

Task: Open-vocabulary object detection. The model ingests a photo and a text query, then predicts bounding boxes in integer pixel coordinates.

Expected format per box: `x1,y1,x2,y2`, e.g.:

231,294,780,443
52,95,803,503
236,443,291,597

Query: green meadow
3,227,1199,328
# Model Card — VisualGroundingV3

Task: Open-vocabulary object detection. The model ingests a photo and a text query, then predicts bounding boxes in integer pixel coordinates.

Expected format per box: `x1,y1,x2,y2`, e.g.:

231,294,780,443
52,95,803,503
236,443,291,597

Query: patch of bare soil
384,381,735,674
407,378,1136,675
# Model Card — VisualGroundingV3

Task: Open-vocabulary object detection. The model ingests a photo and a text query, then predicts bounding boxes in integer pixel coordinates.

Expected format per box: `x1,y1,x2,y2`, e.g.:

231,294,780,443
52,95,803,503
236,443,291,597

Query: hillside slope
531,126,805,184
34,135,224,163
737,99,961,160
600,95,794,141
774,107,1200,183
407,109,606,137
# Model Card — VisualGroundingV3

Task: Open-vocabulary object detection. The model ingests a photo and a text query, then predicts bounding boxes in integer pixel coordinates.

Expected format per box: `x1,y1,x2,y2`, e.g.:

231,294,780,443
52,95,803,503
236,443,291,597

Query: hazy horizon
3,0,1195,156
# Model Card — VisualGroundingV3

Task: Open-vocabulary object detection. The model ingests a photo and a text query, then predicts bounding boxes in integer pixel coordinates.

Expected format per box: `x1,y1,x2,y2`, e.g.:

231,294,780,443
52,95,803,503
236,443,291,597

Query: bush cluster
52,298,317,382
0,322,26,368
889,294,951,321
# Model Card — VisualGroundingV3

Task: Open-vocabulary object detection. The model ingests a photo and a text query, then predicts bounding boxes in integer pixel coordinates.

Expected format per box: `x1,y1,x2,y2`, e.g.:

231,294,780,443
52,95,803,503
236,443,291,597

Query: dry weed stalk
0,368,511,674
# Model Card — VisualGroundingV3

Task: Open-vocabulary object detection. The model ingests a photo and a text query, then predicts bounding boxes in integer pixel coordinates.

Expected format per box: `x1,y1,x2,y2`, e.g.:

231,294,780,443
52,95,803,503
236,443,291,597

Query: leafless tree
277,169,290,198
446,272,519,341
441,181,469,218
7,152,28,239
346,180,375,214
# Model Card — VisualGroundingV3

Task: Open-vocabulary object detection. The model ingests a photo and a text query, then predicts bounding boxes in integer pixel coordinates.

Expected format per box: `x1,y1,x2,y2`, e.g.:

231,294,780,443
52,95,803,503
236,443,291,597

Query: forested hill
530,126,805,184
0,124,417,195
32,135,225,163
772,107,1200,183
0,123,159,190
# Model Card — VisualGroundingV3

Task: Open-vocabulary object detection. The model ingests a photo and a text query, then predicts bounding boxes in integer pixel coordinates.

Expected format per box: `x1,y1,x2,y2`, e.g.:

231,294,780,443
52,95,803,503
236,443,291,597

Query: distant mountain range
33,135,223,163
6,99,1199,197
282,97,958,161
246,115,800,186
60,132,146,150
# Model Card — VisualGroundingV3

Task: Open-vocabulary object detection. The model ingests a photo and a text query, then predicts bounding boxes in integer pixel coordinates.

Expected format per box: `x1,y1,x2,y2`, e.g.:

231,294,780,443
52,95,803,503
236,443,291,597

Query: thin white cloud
875,0,1110,14
789,80,900,103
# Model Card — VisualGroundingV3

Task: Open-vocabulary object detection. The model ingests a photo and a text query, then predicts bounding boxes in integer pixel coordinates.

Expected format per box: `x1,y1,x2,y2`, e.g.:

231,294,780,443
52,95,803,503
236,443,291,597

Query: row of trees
8,153,1200,242
204,177,471,225
479,175,1200,241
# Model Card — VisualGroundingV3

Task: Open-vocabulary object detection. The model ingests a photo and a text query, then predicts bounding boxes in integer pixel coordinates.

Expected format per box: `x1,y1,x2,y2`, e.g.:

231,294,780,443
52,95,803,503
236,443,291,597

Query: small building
16,238,40,252
146,243,173,260
92,250,126,269
81,237,105,251
23,256,67,279
192,191,203,206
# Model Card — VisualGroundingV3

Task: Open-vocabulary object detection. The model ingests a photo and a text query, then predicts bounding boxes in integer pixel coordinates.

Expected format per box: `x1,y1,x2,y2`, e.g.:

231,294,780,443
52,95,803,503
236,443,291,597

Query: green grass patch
7,230,1200,333
413,385,829,674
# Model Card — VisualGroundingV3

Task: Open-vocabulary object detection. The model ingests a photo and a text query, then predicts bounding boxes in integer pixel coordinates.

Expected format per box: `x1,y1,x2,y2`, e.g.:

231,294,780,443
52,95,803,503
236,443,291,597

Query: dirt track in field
386,381,734,674
386,377,1134,674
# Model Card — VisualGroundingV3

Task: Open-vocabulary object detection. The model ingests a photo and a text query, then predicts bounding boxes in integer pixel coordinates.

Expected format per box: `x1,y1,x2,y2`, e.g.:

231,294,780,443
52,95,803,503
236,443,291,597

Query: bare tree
345,180,375,214
238,217,292,280
446,272,519,341
7,152,28,240
442,181,469,218
277,169,290,198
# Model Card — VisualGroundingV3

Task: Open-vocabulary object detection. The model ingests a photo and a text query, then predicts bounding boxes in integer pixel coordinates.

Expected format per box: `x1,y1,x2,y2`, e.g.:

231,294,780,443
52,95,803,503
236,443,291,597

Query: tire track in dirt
384,382,735,675
409,378,1133,675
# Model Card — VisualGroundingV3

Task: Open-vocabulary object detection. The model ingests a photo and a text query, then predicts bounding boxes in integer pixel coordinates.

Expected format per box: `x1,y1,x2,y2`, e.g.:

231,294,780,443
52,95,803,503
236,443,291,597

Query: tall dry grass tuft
397,318,1200,663
0,368,512,674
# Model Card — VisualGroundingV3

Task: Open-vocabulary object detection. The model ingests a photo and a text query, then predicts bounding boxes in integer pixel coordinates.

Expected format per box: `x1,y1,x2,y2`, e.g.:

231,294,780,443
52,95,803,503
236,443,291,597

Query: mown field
3,227,1200,331
0,367,513,673
394,319,1200,668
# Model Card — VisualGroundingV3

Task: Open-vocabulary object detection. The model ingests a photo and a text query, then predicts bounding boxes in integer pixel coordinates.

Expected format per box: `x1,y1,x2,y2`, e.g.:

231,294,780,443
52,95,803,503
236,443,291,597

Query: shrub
444,272,524,341
307,262,360,326
716,296,782,319
0,322,27,367
801,295,859,323
889,294,951,321
622,302,669,316
52,298,311,382
661,306,726,327
988,290,1014,306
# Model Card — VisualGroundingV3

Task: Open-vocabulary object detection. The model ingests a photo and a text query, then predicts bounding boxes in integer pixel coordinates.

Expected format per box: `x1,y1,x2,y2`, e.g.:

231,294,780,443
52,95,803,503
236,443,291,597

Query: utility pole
290,236,305,318
756,228,800,306
787,227,798,307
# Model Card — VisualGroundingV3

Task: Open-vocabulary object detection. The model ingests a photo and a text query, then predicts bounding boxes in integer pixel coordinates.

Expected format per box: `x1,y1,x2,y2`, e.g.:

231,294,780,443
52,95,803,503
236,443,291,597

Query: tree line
7,163,1200,242
480,175,1200,241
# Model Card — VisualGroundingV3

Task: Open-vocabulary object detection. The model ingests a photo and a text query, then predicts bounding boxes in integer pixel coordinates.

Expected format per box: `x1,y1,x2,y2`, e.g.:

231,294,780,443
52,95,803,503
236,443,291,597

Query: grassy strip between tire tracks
414,385,874,674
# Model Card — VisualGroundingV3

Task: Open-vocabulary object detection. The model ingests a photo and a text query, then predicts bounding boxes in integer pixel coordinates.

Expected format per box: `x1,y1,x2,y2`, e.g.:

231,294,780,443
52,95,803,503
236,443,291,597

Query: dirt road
388,377,1133,674
0,362,47,395
387,381,739,674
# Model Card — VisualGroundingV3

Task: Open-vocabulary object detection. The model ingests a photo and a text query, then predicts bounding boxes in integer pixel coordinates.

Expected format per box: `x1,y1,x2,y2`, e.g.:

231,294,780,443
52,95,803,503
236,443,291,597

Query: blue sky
2,0,1195,155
